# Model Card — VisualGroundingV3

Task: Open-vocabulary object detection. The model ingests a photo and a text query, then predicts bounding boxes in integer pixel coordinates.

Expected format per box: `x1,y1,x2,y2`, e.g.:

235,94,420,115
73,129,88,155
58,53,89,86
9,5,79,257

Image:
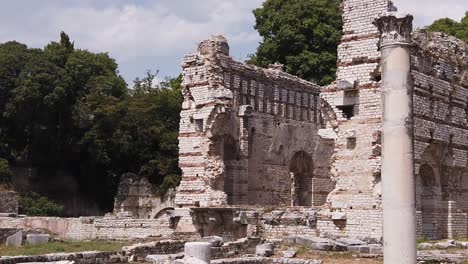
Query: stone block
281,249,297,258
175,256,206,264
200,236,223,247
368,244,383,254
337,238,366,246
331,212,347,220
348,245,370,254
434,242,456,249
455,241,468,248
256,243,275,257
146,255,171,264
6,230,22,248
295,236,334,251
26,234,50,245
417,242,433,250
185,242,211,263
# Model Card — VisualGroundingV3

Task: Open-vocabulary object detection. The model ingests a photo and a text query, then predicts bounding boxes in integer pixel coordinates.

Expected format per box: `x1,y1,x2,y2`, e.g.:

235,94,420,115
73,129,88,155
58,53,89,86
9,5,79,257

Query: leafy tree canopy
428,12,468,42
248,0,342,85
0,32,182,214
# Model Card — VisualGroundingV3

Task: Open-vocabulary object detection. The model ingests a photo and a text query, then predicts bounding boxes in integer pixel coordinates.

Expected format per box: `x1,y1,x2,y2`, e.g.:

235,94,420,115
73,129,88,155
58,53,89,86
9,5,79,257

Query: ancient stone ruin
174,0,468,243
0,0,467,263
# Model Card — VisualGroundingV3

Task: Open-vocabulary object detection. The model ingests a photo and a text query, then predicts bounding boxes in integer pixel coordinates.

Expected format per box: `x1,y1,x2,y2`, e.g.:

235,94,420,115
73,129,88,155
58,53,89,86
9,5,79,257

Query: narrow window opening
195,119,203,132
347,137,357,150
337,105,355,119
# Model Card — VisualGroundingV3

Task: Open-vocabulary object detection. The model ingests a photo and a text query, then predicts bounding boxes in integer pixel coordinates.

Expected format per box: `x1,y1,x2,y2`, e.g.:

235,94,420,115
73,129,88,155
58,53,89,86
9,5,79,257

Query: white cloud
392,0,466,28
45,1,262,61
0,0,264,81
0,0,464,83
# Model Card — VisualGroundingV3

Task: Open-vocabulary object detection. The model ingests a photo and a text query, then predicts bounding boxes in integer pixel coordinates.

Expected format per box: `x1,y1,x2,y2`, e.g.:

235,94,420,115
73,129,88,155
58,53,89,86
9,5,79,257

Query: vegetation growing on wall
428,12,468,42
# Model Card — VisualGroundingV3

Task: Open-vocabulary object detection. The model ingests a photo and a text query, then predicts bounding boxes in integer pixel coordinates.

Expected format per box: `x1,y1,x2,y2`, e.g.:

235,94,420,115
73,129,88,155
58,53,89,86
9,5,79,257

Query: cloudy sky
0,0,465,84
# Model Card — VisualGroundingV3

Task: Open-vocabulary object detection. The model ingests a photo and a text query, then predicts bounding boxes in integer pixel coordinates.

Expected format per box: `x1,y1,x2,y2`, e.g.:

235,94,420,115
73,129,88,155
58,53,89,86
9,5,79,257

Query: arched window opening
290,151,313,206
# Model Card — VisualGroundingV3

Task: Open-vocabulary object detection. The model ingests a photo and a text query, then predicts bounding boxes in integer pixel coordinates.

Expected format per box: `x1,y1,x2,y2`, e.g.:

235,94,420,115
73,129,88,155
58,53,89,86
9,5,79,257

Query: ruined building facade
175,0,468,241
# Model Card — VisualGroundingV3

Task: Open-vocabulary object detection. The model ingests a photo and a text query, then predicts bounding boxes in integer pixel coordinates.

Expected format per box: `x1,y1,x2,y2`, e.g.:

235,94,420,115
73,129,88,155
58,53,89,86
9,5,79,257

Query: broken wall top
412,30,468,87
181,35,322,121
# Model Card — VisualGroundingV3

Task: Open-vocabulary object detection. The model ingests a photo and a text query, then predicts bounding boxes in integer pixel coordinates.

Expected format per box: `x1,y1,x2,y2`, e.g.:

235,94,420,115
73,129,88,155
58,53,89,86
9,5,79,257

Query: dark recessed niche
347,137,357,150
337,105,355,119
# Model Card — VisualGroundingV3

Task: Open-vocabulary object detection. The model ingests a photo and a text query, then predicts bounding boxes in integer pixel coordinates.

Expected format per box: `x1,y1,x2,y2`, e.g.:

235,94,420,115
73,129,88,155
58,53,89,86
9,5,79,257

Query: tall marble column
374,14,416,264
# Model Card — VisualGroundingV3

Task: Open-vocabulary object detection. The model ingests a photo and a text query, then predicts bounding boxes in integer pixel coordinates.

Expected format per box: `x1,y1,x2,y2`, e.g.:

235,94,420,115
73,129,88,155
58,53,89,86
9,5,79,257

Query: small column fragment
374,14,416,264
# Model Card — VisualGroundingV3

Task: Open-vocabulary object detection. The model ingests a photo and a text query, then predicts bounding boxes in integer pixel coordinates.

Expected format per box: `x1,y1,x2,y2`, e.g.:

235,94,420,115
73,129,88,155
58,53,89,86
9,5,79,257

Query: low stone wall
316,209,382,243
0,216,174,241
113,173,175,219
212,258,322,264
123,240,185,260
212,237,261,259
0,251,127,264
240,208,382,242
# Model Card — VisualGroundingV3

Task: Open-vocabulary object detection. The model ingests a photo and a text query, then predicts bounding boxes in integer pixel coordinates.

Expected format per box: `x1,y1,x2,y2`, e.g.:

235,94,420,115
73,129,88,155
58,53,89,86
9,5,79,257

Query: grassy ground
0,240,127,256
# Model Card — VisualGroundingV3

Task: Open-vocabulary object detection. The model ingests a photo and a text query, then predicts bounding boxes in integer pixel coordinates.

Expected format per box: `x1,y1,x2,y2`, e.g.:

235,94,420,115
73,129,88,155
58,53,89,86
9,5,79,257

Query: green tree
0,32,183,213
428,12,468,42
79,72,182,194
0,158,11,183
248,0,342,85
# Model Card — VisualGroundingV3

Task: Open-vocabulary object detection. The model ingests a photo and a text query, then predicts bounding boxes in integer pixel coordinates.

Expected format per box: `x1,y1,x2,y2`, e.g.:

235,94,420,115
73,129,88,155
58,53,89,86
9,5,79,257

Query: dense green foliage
248,0,342,85
0,158,11,183
428,12,468,42
0,33,182,213
20,192,64,216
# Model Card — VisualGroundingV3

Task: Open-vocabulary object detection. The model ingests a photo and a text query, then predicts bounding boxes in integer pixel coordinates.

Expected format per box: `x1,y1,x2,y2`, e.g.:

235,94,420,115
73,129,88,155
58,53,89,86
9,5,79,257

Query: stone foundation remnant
113,173,175,219
374,14,417,263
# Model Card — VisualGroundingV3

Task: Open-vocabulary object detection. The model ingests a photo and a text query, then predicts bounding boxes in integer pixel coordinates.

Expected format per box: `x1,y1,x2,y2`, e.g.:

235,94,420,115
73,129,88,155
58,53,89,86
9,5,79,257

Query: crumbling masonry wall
175,37,335,208
173,0,468,242
320,0,468,240
318,0,395,241
113,173,175,219
412,31,468,239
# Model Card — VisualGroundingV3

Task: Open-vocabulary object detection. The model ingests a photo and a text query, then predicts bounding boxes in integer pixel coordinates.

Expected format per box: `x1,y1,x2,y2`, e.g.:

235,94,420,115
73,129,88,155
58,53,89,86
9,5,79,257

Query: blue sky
0,0,465,85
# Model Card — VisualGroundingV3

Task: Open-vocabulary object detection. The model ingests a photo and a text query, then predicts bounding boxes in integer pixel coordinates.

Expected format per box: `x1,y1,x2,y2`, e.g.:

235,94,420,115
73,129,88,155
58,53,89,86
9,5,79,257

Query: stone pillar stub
374,14,416,264
185,242,211,263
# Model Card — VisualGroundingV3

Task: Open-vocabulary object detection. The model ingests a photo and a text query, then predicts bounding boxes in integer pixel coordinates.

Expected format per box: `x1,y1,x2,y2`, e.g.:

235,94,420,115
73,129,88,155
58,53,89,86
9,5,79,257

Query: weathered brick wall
322,0,468,240
318,0,394,241
412,30,468,239
176,36,334,208
173,0,468,242
113,173,175,219
0,215,174,240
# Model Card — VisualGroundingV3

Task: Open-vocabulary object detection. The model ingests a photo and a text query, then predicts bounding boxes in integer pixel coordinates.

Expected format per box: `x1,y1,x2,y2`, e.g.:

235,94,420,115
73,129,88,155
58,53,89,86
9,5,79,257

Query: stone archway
210,134,242,205
289,151,313,206
418,163,439,239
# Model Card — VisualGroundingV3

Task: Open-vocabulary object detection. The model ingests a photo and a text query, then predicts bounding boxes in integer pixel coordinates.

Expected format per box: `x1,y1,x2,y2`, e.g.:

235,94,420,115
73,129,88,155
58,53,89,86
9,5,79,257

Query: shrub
157,174,181,195
0,159,11,183
19,192,64,216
